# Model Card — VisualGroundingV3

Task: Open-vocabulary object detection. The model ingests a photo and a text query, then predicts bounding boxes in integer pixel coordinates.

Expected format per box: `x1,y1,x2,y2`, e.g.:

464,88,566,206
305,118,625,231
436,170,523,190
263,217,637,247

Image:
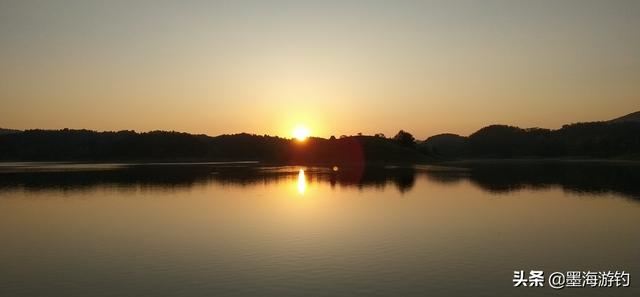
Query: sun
292,125,311,141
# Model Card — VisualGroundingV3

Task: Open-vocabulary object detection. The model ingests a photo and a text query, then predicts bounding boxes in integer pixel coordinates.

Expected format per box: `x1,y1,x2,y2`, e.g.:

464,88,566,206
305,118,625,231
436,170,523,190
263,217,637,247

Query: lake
1,161,639,297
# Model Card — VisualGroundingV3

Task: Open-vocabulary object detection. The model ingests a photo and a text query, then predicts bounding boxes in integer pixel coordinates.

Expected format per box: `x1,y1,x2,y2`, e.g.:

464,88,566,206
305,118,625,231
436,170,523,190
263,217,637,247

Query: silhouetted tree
393,130,415,147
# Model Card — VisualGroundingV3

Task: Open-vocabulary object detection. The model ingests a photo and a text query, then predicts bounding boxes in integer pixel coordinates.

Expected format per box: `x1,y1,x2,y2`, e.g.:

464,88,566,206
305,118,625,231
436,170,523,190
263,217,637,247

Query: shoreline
1,157,639,168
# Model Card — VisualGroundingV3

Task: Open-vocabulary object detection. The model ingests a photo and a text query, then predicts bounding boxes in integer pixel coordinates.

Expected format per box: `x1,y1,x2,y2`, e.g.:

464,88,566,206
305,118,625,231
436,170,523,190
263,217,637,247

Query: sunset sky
1,0,639,139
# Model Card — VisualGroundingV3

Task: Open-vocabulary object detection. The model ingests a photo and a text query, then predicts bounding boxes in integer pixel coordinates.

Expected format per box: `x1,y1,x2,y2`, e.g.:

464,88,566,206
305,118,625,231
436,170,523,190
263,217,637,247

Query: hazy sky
1,0,639,139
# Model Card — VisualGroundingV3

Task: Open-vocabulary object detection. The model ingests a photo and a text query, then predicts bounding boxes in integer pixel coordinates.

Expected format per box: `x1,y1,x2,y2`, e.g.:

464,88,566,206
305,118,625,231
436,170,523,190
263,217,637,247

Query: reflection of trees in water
323,166,415,193
421,162,640,201
1,162,638,200
0,165,417,194
0,165,218,194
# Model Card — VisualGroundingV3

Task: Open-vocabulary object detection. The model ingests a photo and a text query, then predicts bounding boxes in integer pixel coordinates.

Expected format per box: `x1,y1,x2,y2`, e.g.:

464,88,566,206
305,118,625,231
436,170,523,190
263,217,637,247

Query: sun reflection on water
297,169,307,195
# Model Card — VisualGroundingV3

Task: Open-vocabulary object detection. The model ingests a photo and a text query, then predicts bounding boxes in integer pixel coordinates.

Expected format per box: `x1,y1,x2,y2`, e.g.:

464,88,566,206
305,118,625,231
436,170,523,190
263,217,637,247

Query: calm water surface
1,162,639,297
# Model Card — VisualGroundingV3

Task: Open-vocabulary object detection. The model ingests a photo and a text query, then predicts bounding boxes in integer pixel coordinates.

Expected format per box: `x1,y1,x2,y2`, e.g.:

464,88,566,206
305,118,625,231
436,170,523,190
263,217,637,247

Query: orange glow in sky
0,2,638,139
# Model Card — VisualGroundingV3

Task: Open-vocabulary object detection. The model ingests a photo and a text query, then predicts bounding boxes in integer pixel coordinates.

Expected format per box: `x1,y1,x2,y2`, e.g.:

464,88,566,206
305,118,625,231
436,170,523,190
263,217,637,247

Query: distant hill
609,111,640,123
418,133,467,157
422,111,640,159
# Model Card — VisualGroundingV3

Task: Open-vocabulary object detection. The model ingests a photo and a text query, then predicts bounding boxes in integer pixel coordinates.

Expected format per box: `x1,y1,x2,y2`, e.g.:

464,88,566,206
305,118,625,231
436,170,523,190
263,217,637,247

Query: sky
1,0,639,139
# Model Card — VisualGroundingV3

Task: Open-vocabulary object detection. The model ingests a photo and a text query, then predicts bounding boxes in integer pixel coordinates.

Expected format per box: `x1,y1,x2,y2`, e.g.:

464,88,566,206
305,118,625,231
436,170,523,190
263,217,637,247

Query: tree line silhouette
1,111,639,162
0,129,427,164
